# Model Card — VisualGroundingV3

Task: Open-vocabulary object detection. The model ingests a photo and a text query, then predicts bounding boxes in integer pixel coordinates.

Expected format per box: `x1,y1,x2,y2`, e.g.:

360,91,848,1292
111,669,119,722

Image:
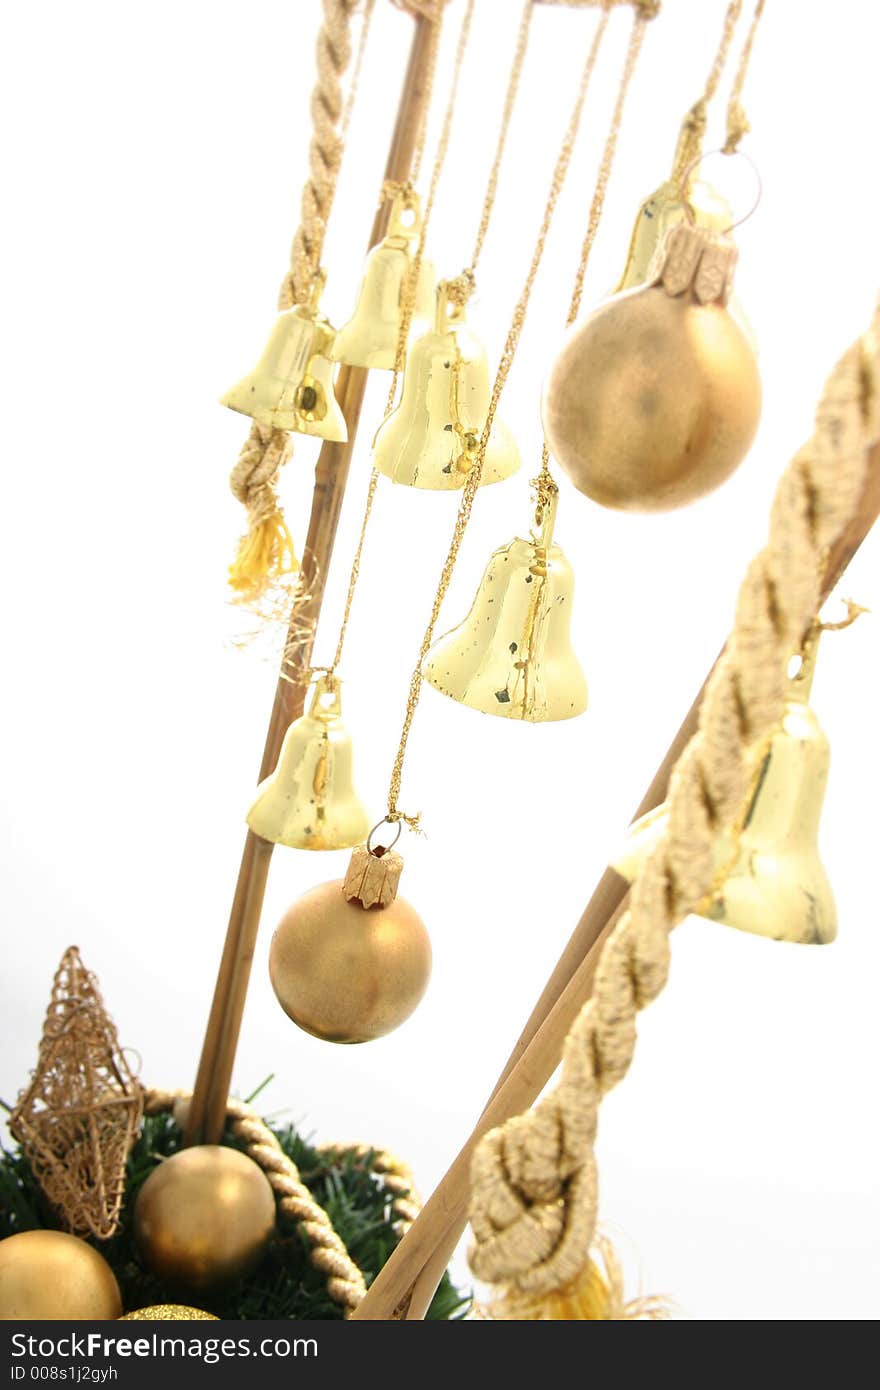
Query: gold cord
328,0,475,675
339,0,378,148
723,0,766,153
536,0,652,486
672,0,743,180
468,0,536,277
385,3,656,825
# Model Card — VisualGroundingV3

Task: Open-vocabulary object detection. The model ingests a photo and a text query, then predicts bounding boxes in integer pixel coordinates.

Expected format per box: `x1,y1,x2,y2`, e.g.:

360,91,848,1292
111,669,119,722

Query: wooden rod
184,10,439,1147
353,437,880,1319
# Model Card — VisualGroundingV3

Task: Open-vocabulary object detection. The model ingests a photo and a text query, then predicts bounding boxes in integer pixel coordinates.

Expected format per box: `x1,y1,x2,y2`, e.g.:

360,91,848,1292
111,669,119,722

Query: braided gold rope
468,302,880,1300
228,0,368,603
144,1089,366,1313
318,1143,422,1237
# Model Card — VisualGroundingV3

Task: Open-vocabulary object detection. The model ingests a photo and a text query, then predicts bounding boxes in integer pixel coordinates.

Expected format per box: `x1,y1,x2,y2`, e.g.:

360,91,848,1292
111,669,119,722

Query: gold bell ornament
613,632,837,944
422,475,587,721
246,671,370,851
269,836,432,1043
614,122,733,294
542,222,761,512
372,281,521,490
331,187,436,369
221,272,347,441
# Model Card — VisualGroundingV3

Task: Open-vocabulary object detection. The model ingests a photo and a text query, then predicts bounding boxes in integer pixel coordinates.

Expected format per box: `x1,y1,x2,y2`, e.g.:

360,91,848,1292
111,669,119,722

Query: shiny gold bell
422,476,587,720
372,282,520,490
613,634,836,943
222,274,347,441
246,672,370,851
331,188,436,369
614,120,733,293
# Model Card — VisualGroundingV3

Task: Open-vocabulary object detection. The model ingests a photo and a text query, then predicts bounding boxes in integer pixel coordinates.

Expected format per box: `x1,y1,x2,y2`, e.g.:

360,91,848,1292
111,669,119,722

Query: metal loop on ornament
678,147,763,235
367,817,403,857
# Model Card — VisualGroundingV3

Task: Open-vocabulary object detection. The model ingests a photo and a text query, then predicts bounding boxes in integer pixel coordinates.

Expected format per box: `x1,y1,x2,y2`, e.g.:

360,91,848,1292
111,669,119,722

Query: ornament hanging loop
679,147,762,235
367,817,404,857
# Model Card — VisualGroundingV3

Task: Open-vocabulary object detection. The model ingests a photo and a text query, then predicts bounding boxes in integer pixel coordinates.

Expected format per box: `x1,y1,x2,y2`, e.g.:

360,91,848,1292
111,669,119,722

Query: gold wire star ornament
10,946,144,1240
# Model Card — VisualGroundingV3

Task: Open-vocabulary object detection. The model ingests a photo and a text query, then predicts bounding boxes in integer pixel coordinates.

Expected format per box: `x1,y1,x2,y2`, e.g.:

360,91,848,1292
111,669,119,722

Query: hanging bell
221,274,347,441
614,119,733,293
612,633,836,944
331,188,436,369
372,282,521,490
246,673,369,851
422,476,587,720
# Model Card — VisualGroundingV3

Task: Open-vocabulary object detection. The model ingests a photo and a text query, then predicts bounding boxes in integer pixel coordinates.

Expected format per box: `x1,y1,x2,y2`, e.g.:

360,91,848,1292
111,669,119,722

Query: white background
1,0,878,1320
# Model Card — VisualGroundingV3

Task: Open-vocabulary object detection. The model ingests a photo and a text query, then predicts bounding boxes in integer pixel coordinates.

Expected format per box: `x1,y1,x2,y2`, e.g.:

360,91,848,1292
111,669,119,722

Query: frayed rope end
228,507,299,606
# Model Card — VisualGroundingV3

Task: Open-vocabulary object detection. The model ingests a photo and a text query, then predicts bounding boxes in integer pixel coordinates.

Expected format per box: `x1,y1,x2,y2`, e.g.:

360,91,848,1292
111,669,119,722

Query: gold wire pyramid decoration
10,946,144,1240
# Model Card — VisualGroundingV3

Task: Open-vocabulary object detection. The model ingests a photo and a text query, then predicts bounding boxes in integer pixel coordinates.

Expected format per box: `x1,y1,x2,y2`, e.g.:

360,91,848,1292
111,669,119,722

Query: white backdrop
2,1,878,1320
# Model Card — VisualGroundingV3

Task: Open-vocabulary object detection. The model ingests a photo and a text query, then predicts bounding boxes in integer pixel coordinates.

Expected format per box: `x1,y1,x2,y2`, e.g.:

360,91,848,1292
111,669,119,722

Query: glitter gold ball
0,1230,122,1321
270,880,432,1043
133,1146,275,1291
120,1305,217,1320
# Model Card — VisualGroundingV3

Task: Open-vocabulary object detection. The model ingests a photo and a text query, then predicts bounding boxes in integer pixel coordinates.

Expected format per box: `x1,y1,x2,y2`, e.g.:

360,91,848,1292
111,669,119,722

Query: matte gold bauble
269,846,432,1043
542,224,761,512
0,1229,122,1321
133,1146,275,1291
120,1306,217,1320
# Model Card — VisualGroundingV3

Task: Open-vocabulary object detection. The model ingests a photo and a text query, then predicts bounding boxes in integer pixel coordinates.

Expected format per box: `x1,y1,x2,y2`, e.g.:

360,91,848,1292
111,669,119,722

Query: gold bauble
0,1230,122,1321
120,1305,217,1320
542,226,761,512
269,878,432,1043
133,1146,275,1291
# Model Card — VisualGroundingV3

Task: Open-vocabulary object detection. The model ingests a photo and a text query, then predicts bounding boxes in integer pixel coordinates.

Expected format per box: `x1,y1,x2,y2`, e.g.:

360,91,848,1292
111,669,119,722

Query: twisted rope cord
318,1143,422,1236
228,0,368,603
468,302,880,1298
144,1088,366,1313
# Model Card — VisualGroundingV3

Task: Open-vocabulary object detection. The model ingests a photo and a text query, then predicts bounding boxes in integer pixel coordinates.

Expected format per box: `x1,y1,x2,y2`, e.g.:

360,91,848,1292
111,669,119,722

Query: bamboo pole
184,9,439,1147
353,438,880,1319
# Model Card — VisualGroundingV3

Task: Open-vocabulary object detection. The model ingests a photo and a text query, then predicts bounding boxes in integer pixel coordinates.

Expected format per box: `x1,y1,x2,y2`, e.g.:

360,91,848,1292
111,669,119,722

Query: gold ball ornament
0,1230,122,1321
270,845,432,1043
542,224,761,512
133,1146,275,1291
120,1306,217,1320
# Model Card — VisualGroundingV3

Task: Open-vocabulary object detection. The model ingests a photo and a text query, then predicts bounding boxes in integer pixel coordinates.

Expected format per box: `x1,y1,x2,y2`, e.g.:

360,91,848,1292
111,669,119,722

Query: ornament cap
649,223,738,306
344,844,404,909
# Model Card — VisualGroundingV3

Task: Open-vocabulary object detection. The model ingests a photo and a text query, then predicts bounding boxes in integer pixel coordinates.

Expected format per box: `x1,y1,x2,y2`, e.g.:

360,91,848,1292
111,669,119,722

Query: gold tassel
228,503,298,605
228,423,298,605
481,1237,671,1321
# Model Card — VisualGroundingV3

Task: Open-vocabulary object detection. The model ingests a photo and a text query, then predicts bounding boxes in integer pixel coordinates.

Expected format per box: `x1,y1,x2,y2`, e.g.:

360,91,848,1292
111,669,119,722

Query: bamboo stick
353,438,880,1319
184,10,439,1147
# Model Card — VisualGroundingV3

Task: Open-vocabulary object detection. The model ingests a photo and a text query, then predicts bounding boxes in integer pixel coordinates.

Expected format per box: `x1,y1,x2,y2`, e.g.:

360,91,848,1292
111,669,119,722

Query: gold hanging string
324,0,477,675
466,0,536,280
723,0,766,153
385,3,661,829
535,0,653,491
227,0,376,605
672,0,743,180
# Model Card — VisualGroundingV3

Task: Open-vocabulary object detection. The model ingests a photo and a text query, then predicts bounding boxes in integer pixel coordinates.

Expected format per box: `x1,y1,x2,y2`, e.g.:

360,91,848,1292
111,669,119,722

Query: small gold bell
615,120,733,293
422,477,587,721
246,673,369,851
222,275,347,441
613,635,837,944
331,189,436,369
372,282,520,490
